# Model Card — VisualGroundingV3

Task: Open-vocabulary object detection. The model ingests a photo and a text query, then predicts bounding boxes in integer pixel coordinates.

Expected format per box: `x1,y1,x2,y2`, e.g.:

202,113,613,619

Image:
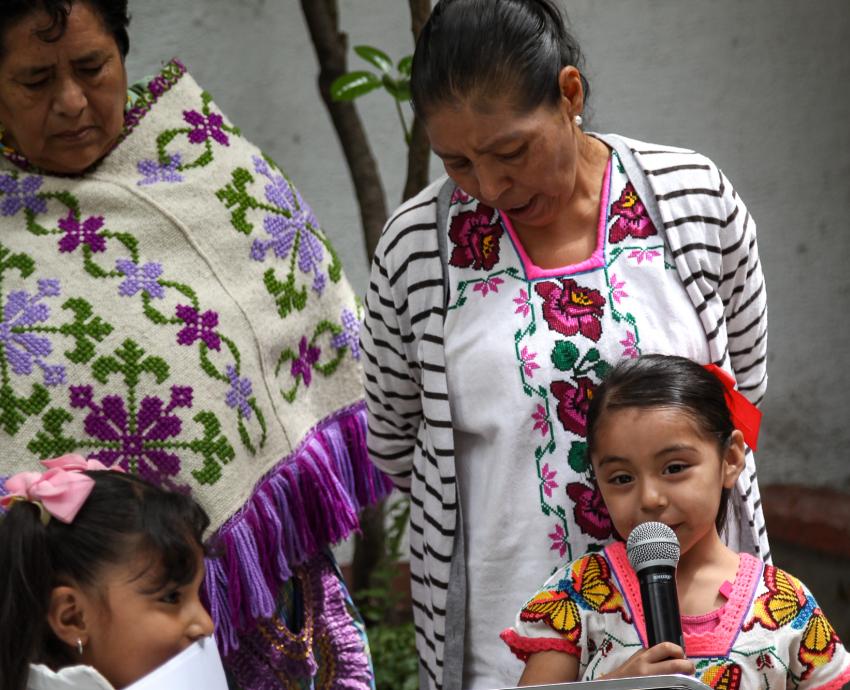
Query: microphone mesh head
626,521,681,572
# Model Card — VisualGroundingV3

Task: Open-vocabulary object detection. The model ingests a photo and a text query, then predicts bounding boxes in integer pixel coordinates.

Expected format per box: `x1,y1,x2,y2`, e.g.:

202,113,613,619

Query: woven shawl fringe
204,401,393,654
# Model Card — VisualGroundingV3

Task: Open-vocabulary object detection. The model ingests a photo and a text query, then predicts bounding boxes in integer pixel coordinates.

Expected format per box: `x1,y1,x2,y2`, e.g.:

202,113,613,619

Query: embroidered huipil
0,61,390,690
362,133,770,690
502,543,850,690
444,154,710,688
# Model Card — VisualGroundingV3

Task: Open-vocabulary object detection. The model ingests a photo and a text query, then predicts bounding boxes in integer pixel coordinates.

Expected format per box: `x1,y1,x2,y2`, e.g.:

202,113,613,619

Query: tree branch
403,0,433,202
301,0,388,259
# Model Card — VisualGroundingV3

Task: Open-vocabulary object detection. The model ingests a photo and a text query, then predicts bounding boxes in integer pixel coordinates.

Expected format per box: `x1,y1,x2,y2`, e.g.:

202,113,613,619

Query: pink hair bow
703,364,762,451
0,454,119,525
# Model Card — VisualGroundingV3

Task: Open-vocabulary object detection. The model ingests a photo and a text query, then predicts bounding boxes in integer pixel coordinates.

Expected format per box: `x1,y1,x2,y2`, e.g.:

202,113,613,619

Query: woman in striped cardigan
361,1,768,688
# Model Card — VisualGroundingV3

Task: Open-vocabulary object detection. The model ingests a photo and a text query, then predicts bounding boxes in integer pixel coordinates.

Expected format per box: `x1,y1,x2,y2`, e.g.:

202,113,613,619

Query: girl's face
81,546,213,688
590,406,744,559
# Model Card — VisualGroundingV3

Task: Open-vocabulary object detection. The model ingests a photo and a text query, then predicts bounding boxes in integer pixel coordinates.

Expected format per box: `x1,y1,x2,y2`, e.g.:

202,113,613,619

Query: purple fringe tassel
204,401,393,655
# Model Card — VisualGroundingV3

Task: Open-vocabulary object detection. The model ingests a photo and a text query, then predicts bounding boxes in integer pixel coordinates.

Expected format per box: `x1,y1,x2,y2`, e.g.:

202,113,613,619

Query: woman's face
0,2,127,173
424,91,583,232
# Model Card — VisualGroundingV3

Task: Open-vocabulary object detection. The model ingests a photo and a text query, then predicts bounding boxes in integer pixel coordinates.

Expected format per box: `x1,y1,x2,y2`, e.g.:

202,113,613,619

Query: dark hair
410,0,589,118
0,471,209,690
0,0,130,60
586,354,737,536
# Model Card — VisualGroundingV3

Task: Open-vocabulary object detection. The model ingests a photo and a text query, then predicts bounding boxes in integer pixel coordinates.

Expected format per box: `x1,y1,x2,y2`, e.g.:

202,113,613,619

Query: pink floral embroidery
535,279,605,342
540,463,558,497
610,273,628,304
548,523,568,558
472,276,503,297
620,331,639,359
550,377,594,436
531,404,550,437
628,248,661,264
448,205,502,270
450,187,473,204
566,481,613,540
609,181,657,243
513,288,531,318
520,345,540,378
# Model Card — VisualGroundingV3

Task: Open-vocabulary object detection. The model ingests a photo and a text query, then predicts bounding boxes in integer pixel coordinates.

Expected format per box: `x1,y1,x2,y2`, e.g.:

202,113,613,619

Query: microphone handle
638,566,685,650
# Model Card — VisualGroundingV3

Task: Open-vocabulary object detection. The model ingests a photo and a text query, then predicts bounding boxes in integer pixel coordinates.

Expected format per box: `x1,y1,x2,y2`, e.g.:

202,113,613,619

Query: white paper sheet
124,637,228,690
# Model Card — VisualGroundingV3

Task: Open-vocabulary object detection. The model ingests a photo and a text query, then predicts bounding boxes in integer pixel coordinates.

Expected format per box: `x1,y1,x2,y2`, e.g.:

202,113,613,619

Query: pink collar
605,541,763,657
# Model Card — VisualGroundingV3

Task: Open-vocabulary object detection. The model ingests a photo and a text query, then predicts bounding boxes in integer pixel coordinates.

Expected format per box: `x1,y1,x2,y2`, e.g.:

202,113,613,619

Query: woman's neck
513,133,610,268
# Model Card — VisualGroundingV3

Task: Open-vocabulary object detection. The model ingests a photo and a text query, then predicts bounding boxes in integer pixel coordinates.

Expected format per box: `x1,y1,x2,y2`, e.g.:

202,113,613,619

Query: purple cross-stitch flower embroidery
519,345,540,378
116,259,165,299
548,523,568,558
57,210,106,253
566,481,613,540
147,75,170,98
290,336,320,387
250,157,328,294
137,154,184,186
0,279,66,386
331,308,361,360
540,463,558,498
183,109,229,146
70,384,193,483
175,305,221,350
531,404,550,437
513,288,531,318
620,331,639,359
224,364,253,419
0,174,47,217
472,276,503,297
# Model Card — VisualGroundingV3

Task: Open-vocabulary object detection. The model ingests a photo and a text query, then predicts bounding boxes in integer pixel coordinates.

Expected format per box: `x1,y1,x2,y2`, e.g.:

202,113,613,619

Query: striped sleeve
716,169,768,405
360,183,444,490
634,143,768,406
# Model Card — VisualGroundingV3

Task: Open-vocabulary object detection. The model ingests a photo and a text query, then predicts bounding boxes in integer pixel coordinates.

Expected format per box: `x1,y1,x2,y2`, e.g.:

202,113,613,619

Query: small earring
573,114,583,128
76,638,84,656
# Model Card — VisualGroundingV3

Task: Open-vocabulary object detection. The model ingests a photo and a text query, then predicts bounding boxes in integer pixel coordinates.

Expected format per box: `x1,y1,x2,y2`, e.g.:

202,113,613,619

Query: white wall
125,0,850,490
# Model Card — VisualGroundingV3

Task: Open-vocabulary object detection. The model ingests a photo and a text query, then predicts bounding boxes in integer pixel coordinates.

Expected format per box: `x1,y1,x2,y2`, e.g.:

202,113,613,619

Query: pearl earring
573,114,583,128
76,638,84,656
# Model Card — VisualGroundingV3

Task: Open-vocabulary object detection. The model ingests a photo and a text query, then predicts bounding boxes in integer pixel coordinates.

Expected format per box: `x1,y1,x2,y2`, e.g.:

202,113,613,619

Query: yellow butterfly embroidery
520,554,630,641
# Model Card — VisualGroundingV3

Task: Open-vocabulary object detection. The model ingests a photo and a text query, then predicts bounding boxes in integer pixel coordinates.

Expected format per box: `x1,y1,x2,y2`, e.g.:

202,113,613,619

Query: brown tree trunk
301,0,389,259
403,0,433,202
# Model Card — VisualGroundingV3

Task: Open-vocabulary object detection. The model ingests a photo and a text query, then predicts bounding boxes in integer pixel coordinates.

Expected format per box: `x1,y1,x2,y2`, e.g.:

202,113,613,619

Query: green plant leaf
354,45,393,74
382,74,411,101
568,441,589,473
585,348,601,362
397,55,413,76
552,340,580,371
330,71,382,101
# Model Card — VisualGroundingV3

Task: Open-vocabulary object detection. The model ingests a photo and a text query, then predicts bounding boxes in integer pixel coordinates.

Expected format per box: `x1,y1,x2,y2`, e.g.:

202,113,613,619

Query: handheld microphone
626,521,685,650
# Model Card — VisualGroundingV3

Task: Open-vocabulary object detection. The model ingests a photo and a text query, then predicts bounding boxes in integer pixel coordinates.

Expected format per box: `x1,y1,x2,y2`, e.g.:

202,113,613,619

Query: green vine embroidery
276,320,347,404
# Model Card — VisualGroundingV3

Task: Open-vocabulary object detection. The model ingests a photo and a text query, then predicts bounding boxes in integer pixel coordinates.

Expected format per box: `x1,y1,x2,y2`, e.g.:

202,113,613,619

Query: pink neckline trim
498,157,612,279
605,541,763,657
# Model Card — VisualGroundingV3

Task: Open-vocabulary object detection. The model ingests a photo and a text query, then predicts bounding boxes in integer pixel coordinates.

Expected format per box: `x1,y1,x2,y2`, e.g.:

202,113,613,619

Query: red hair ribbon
703,364,762,451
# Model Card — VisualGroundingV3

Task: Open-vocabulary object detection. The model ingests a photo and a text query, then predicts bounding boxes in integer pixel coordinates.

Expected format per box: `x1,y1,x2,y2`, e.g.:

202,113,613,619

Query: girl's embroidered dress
0,60,391,690
501,542,850,689
443,151,717,688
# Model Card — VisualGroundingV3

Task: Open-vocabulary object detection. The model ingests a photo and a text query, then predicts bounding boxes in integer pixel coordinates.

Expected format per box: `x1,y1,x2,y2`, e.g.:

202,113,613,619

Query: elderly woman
361,1,769,689
0,1,389,689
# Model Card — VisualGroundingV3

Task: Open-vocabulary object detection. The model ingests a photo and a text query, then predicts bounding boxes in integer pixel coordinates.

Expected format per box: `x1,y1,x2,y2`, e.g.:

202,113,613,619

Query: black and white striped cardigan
361,134,769,690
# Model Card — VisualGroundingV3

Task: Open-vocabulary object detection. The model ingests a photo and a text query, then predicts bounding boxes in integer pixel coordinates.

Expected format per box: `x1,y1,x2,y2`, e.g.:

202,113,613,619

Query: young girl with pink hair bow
0,454,215,690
